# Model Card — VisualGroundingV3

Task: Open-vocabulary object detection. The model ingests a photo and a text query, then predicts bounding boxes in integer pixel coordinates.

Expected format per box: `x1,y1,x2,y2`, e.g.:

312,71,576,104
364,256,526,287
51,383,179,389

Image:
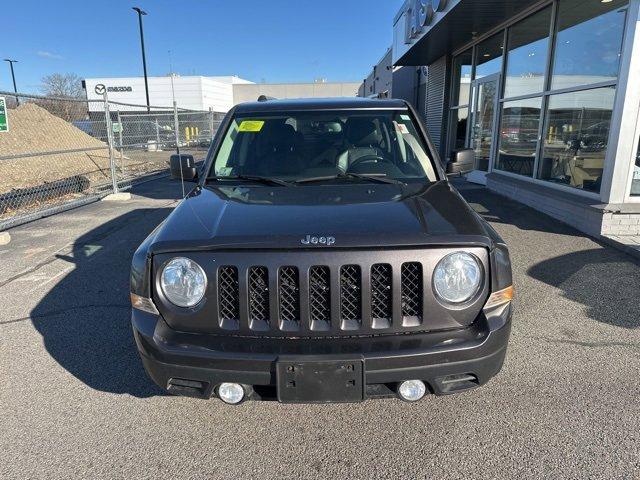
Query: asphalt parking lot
1,177,638,479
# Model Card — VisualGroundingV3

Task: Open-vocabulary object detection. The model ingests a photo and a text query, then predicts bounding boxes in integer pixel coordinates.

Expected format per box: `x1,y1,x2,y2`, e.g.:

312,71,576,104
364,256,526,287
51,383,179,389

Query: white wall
201,78,234,112
232,83,361,105
84,75,253,112
84,76,361,112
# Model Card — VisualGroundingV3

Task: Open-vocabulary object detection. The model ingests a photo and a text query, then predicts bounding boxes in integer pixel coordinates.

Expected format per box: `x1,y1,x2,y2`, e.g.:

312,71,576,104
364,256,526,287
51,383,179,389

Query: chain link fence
0,91,223,231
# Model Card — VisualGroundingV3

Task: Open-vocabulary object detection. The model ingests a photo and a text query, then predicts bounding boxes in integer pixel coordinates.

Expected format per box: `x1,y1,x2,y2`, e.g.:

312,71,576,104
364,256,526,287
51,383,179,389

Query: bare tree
40,73,84,98
36,73,87,122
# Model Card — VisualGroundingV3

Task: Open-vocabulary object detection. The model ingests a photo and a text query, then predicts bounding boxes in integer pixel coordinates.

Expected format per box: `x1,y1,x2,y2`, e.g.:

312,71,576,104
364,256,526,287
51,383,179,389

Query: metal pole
116,108,124,174
209,107,214,139
173,101,181,156
173,101,185,198
133,7,150,113
3,59,19,105
103,92,119,194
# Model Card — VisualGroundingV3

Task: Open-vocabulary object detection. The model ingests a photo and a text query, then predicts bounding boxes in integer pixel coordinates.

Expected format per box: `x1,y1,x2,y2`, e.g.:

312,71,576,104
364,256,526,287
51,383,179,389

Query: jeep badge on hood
301,235,335,246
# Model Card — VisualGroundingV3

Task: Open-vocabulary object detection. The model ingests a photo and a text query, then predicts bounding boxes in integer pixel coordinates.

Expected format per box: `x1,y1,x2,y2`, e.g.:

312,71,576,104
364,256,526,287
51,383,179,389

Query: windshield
207,110,438,183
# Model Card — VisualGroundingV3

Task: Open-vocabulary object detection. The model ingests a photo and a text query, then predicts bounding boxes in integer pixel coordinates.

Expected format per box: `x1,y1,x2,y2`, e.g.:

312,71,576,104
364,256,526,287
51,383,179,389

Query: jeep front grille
248,266,270,331
401,262,423,326
278,266,300,331
218,266,239,329
339,265,362,330
208,260,431,336
157,248,490,337
370,264,393,329
309,266,331,330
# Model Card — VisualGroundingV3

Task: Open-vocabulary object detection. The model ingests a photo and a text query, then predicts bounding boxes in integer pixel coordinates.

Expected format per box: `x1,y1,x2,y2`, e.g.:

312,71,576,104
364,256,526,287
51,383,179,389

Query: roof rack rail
257,95,276,102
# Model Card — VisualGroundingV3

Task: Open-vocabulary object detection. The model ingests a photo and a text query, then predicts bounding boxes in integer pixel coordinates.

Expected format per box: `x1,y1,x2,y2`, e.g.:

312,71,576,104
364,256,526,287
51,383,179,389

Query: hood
149,181,494,253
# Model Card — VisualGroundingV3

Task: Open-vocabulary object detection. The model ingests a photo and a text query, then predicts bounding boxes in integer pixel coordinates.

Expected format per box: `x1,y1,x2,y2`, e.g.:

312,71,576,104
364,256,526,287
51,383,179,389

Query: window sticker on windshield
396,122,409,134
238,120,265,132
400,114,411,121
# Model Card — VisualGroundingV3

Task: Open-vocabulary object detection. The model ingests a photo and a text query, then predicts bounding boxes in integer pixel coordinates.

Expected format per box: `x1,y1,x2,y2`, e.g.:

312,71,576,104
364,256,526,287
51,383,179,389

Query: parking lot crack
537,336,639,350
0,303,130,326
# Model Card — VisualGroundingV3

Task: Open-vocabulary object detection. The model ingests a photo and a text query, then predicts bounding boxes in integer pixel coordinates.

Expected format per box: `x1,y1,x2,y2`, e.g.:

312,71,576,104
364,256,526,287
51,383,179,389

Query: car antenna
257,95,276,102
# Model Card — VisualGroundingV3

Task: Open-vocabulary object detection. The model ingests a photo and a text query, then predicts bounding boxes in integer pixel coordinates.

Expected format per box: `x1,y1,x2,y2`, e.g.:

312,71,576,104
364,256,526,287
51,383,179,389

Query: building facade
232,82,360,105
359,49,394,98
358,49,426,112
83,75,253,114
391,0,640,238
83,77,360,115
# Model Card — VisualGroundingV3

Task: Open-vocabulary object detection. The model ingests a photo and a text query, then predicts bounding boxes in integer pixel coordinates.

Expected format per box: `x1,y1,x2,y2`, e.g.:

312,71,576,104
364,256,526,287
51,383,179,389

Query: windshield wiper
206,175,294,187
295,172,405,186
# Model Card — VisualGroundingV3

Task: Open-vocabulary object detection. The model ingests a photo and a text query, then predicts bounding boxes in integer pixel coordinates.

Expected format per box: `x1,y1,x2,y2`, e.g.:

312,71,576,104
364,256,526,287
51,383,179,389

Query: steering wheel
348,154,395,171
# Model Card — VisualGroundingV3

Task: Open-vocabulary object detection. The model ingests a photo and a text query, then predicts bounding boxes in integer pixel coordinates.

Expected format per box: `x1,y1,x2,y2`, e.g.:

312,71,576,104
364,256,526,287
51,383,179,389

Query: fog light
217,383,245,404
398,380,427,402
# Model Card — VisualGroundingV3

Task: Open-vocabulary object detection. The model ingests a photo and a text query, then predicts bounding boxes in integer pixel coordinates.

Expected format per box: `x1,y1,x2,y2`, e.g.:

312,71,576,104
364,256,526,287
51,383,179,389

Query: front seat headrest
345,118,381,147
266,123,299,153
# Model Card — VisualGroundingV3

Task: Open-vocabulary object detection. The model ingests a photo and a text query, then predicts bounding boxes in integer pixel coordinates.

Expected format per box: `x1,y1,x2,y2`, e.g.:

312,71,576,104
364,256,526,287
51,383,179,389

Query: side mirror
446,148,475,175
170,154,198,181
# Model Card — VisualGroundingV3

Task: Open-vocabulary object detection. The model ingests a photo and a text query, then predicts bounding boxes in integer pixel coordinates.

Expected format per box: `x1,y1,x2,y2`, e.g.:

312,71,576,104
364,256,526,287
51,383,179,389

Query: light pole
132,7,150,113
3,59,19,106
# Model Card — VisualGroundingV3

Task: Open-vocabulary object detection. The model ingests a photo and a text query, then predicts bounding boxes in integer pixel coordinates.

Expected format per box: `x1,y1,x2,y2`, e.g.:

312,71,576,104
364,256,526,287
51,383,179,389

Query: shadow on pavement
31,206,173,397
455,180,581,237
455,179,640,330
527,248,640,329
127,175,186,201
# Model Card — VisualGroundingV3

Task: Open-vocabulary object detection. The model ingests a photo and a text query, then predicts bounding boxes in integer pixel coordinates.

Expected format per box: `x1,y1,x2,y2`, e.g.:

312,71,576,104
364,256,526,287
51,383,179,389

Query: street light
132,7,150,113
3,59,19,106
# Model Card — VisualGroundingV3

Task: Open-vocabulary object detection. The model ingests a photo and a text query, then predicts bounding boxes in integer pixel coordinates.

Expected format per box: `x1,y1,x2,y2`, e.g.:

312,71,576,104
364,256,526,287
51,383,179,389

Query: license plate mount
276,358,364,403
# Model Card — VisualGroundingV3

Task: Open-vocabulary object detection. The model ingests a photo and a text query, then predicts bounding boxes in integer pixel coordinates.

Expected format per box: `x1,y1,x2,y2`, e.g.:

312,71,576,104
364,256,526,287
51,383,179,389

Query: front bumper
132,303,512,402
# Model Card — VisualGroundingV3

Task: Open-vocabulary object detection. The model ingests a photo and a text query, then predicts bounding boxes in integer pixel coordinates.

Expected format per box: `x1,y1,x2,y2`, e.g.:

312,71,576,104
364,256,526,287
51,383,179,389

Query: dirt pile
0,103,112,192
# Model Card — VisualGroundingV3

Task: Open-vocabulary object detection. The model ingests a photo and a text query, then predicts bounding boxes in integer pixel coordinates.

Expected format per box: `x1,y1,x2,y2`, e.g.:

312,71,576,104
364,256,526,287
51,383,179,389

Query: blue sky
1,0,401,94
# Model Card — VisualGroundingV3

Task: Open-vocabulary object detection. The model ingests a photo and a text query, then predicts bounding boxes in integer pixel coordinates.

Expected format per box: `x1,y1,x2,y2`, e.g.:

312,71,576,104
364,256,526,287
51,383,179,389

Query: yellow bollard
185,127,190,142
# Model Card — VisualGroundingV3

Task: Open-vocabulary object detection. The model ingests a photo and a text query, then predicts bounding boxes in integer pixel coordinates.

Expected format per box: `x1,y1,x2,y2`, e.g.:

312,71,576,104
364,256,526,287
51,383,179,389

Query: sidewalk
602,234,640,260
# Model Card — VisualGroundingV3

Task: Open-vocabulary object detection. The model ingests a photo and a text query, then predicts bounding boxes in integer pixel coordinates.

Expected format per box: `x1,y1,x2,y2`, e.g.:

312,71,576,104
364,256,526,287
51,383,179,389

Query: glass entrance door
469,74,500,184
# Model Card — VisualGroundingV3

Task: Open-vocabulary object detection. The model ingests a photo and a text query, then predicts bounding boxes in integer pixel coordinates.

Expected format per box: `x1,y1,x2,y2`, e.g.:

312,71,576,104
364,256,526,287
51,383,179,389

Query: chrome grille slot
308,266,331,331
340,265,362,330
370,263,392,329
278,266,300,331
217,266,239,330
248,266,270,331
401,262,423,327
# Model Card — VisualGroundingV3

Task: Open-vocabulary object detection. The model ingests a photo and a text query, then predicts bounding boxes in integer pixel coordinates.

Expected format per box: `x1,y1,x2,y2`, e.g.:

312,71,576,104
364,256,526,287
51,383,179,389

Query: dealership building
83,76,360,114
368,0,640,239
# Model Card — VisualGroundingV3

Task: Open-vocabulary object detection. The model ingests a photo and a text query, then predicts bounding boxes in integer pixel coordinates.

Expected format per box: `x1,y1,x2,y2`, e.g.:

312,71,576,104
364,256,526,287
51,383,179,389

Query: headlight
433,252,483,305
160,257,207,307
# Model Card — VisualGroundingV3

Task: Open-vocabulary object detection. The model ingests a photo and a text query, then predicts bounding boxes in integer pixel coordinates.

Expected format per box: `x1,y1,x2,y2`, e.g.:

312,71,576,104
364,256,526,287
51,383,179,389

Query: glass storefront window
504,7,552,99
631,136,640,196
452,50,472,107
496,97,543,177
539,86,615,193
450,108,469,151
475,33,504,79
551,0,627,91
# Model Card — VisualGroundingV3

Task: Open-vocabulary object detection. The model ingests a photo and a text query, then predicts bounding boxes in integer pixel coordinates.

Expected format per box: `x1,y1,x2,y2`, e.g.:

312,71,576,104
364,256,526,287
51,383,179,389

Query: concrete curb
102,192,132,202
600,235,640,262
0,232,11,245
